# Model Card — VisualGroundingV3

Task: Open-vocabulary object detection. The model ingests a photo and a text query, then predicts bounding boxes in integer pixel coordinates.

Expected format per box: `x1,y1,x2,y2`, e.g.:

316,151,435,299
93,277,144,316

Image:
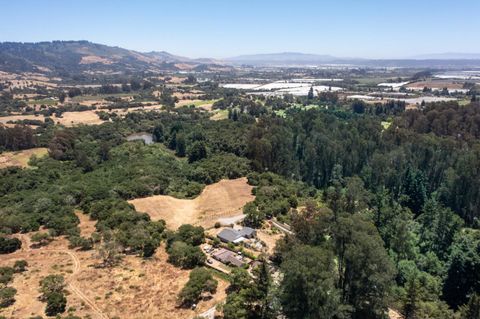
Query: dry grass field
129,177,255,230
0,110,106,127
407,80,464,90
0,114,44,125
75,210,97,237
0,231,228,319
57,110,105,126
0,147,48,169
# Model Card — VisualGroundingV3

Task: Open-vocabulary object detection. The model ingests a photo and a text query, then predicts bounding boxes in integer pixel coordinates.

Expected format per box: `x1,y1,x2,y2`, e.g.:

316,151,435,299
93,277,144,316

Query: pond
126,132,153,145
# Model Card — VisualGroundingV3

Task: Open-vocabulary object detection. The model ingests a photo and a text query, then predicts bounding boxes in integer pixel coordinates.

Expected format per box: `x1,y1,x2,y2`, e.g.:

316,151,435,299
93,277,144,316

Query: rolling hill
0,41,224,74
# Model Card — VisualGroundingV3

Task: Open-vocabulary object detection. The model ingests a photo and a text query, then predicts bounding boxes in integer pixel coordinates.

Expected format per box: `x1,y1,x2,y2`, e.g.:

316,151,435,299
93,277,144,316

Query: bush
45,292,66,316
142,241,156,258
39,275,66,316
68,236,93,250
31,232,51,247
13,260,28,273
0,267,14,285
0,237,21,254
39,275,65,300
0,287,16,308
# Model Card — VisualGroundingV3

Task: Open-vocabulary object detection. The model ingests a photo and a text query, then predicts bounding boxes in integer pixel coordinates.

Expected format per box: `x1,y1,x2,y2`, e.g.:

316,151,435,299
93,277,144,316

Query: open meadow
129,177,255,230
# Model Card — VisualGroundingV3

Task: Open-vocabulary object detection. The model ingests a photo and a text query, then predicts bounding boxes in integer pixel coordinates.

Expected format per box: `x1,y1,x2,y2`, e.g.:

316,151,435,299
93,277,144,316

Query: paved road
218,214,245,226
198,306,216,319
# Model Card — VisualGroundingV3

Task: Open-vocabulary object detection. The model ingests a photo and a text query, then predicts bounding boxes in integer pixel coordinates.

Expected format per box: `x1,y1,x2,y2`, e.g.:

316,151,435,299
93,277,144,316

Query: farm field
129,177,255,230
0,147,48,169
221,81,343,96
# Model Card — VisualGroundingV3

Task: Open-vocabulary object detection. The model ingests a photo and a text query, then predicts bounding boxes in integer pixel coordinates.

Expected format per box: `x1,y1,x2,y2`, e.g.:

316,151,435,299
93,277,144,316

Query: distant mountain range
225,52,344,65
0,41,225,74
1,41,480,75
226,52,480,67
410,53,480,60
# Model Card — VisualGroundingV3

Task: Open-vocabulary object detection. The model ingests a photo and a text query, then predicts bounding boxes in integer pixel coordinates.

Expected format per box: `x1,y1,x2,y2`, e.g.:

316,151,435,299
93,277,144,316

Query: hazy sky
1,0,479,58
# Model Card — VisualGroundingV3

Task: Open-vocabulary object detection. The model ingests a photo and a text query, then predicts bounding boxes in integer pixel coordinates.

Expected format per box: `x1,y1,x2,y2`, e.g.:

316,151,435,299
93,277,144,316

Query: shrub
39,275,67,316
13,260,28,273
68,236,93,250
0,237,21,254
0,287,16,308
31,232,51,247
45,292,66,316
39,275,65,300
0,267,14,285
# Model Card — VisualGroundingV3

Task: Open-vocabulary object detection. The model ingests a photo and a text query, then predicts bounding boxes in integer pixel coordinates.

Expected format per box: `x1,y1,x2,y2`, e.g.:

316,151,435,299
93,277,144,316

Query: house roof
217,228,240,242
238,227,255,237
217,227,256,242
212,248,244,267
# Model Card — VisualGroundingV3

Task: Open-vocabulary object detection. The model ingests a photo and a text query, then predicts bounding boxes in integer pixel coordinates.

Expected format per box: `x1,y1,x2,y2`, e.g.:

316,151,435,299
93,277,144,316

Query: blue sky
1,0,478,58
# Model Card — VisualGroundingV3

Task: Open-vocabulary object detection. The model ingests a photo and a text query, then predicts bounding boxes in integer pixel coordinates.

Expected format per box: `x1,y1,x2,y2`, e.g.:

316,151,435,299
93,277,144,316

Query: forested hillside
1,94,480,318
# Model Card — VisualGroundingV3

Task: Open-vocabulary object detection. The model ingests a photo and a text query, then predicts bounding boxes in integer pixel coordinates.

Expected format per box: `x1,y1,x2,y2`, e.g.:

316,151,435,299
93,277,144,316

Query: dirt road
15,234,109,319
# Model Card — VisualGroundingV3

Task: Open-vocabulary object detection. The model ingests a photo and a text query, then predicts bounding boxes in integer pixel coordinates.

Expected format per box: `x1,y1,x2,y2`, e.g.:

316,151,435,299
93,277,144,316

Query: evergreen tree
152,123,165,142
402,167,427,215
175,134,186,157
307,86,314,100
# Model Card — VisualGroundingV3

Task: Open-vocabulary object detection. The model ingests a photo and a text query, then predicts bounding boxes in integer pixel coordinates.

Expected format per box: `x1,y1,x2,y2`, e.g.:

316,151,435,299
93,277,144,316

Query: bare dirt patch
257,227,283,255
0,148,48,169
129,178,255,230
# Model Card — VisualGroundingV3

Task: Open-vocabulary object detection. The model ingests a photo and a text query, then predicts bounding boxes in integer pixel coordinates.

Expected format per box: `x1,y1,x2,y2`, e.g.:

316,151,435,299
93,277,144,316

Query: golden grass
0,148,48,169
129,178,254,230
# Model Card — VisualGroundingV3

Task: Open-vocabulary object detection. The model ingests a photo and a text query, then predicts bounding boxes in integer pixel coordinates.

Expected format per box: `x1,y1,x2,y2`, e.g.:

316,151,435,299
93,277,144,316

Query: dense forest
1,96,480,318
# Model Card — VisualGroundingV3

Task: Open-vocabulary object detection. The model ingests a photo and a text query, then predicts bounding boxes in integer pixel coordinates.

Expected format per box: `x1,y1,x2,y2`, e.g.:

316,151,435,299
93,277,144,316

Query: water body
126,132,153,145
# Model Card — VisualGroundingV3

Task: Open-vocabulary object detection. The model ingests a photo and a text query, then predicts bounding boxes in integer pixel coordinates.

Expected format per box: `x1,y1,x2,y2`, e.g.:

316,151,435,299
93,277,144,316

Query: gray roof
212,248,244,267
238,227,255,237
217,227,256,242
217,229,240,242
